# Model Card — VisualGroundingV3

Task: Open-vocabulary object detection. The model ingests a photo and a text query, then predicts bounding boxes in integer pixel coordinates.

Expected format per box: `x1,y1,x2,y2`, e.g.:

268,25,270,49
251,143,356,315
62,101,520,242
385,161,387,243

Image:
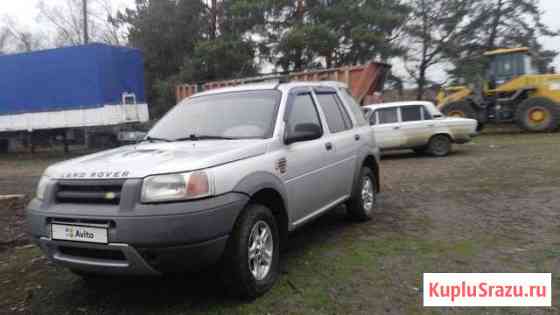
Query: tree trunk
486,0,503,50
209,0,217,39
416,66,427,100
325,52,333,69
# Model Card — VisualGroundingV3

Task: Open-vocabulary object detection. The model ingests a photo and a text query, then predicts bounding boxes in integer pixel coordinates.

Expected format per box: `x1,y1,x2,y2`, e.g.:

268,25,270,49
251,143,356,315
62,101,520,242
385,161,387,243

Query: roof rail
176,62,391,104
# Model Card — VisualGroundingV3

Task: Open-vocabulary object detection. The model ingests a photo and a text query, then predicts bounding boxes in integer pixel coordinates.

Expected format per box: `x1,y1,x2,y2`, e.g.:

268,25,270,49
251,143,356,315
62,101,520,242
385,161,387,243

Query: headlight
141,171,213,203
36,175,52,200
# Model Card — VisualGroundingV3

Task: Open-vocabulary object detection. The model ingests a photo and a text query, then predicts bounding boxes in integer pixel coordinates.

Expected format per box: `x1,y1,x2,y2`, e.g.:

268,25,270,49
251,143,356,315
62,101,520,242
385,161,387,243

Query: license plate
51,224,108,244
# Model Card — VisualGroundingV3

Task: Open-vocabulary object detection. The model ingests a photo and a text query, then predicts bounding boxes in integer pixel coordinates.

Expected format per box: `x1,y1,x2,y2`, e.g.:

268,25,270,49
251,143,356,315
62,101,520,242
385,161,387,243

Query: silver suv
26,81,380,298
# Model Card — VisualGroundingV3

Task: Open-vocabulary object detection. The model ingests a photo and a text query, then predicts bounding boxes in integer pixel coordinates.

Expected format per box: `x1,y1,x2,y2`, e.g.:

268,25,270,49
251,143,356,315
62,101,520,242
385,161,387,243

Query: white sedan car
363,101,478,156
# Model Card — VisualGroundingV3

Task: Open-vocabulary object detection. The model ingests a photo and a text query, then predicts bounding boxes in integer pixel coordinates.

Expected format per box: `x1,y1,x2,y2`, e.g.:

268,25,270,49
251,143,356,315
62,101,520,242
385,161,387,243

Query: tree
115,0,206,116
0,27,10,54
0,17,46,53
447,0,559,83
38,0,124,47
178,0,263,81
269,0,409,72
181,36,258,82
403,0,473,100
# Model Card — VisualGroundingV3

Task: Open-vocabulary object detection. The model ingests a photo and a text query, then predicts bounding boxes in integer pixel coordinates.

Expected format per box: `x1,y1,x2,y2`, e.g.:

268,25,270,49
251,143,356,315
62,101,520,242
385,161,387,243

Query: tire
427,134,451,157
347,167,377,221
514,97,559,132
222,203,280,300
442,101,484,131
442,101,477,119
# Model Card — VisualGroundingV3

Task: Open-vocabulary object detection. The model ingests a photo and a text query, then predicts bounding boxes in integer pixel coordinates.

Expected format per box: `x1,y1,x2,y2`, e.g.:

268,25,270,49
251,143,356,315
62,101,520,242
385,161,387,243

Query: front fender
232,171,288,207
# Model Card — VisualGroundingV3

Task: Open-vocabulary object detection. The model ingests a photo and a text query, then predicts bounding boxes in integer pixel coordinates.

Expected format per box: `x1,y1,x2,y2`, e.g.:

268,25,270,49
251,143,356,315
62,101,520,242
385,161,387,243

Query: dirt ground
0,131,559,314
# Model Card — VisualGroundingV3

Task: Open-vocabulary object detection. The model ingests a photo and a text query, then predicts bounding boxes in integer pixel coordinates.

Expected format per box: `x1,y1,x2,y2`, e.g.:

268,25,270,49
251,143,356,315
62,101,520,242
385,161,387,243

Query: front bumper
26,192,248,274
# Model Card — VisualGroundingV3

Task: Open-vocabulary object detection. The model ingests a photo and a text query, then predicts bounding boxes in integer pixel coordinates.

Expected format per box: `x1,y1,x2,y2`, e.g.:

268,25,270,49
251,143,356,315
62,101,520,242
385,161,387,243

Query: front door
282,90,334,223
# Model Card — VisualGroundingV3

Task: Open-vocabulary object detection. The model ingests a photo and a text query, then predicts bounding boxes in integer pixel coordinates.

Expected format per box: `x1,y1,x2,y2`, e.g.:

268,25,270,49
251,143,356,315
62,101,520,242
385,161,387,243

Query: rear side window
369,112,377,125
316,93,352,133
378,108,398,124
286,93,322,132
339,88,368,126
401,106,422,122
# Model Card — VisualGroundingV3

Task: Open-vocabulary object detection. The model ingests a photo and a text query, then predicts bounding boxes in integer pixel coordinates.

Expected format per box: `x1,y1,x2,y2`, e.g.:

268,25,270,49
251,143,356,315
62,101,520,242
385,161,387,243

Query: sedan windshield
147,90,281,141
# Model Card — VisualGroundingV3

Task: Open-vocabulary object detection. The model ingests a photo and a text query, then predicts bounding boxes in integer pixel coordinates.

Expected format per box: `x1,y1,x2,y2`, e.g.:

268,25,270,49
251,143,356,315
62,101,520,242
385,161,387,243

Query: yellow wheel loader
437,47,560,132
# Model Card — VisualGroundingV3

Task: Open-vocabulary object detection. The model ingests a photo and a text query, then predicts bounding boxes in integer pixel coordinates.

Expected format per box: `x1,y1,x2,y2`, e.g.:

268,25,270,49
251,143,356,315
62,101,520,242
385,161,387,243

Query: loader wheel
443,101,476,119
515,97,559,132
442,101,484,131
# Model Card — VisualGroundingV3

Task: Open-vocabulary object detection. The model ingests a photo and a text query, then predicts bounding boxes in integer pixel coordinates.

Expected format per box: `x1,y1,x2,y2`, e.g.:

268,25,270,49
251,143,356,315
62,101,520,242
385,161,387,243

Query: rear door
371,107,403,149
314,88,357,199
399,105,433,147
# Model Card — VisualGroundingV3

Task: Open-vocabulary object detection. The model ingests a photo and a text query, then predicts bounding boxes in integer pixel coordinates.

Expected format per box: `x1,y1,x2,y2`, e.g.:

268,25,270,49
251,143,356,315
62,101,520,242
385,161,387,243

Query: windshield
147,90,281,141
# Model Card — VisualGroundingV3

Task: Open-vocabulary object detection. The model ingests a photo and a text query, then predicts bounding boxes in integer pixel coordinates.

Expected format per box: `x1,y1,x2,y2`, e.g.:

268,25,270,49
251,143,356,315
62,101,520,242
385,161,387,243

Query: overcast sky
2,0,560,81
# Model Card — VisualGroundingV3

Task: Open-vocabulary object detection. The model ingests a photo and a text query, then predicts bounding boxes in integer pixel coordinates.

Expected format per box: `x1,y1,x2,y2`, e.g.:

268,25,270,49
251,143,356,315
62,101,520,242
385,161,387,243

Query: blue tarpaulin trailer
0,43,149,132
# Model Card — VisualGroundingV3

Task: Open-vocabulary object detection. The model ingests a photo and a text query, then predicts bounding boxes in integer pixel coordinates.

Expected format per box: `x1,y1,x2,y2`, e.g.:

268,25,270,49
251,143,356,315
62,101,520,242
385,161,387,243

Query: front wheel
427,134,452,157
347,167,377,221
223,203,280,300
515,97,559,132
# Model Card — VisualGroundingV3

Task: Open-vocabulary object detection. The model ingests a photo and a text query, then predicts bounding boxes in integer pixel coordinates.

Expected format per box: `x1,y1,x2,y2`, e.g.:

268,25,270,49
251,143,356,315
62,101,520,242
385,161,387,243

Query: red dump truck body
176,62,390,105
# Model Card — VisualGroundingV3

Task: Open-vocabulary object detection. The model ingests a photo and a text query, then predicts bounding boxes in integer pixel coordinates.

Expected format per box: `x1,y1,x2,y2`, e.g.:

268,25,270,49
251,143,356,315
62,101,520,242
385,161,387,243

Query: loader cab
484,47,538,87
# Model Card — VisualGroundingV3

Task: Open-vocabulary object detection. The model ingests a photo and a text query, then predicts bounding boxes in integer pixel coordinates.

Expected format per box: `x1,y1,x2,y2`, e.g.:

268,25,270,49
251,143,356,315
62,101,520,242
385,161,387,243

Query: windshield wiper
143,136,172,142
174,134,236,141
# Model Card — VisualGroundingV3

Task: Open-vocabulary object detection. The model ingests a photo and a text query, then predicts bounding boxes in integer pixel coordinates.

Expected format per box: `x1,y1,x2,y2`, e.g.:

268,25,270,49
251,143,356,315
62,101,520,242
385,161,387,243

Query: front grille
55,180,125,205
58,246,126,261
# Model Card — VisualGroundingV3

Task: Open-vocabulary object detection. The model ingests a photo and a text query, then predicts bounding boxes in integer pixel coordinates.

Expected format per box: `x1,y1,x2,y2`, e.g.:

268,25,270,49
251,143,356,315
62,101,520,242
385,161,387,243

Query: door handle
354,134,360,141
393,126,400,130
427,124,435,127
325,142,333,151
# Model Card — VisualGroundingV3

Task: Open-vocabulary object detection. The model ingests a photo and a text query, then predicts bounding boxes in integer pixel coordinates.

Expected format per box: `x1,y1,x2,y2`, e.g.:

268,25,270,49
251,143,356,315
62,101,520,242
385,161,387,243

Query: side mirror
285,123,322,145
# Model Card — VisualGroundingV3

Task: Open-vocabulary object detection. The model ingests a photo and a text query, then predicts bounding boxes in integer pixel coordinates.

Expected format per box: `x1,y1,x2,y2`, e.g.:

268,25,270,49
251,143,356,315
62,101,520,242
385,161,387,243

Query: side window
335,96,353,129
316,93,352,133
377,108,398,124
401,105,422,122
339,88,368,126
286,93,322,132
422,106,433,120
369,111,377,125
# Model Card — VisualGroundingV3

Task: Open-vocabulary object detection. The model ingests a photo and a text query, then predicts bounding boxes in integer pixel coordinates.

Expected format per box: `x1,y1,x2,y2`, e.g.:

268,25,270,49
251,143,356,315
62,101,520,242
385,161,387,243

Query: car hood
46,140,269,179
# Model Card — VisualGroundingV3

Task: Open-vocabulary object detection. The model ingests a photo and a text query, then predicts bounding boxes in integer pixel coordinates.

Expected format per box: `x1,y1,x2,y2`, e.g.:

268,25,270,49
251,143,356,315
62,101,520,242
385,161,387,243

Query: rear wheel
223,203,279,300
427,134,451,157
515,97,559,132
347,167,377,221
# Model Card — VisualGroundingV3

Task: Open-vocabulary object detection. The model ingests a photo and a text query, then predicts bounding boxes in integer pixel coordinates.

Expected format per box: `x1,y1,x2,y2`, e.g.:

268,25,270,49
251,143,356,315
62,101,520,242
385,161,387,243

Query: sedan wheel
428,135,451,157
